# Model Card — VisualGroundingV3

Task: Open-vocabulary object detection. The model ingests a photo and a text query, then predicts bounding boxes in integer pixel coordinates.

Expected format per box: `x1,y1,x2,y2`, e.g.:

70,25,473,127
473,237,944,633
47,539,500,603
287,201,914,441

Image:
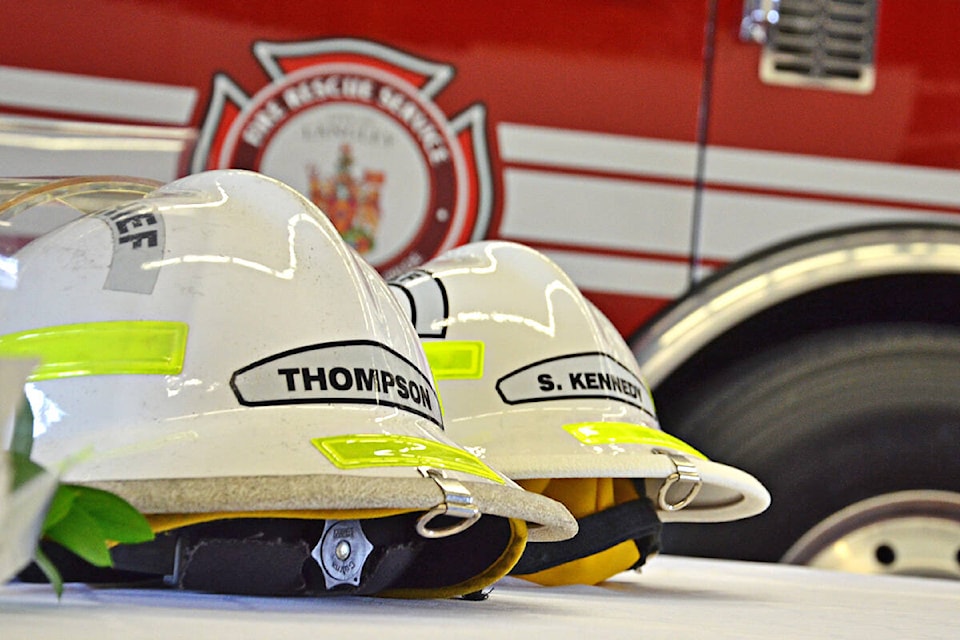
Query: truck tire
659,323,960,577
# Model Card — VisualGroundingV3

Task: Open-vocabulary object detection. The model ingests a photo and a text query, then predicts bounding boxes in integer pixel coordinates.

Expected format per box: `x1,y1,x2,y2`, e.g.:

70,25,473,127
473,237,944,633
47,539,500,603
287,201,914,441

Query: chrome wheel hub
782,490,960,579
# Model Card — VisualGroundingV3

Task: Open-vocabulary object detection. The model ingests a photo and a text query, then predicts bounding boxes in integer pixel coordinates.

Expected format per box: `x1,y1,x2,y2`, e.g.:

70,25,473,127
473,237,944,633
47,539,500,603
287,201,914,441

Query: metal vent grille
760,0,879,93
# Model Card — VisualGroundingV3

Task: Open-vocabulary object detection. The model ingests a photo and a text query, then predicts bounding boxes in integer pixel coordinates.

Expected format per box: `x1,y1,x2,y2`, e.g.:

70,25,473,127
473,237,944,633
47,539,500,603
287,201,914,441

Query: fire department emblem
193,38,492,276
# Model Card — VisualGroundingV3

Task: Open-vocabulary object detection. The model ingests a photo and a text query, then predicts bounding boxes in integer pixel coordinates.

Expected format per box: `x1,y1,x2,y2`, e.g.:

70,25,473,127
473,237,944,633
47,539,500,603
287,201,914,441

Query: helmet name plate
96,204,166,294
231,339,442,425
496,352,656,420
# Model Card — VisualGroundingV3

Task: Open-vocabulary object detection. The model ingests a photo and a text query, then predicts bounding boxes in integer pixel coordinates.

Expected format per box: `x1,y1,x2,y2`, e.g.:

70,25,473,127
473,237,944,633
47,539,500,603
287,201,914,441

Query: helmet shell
390,241,770,523
0,172,575,543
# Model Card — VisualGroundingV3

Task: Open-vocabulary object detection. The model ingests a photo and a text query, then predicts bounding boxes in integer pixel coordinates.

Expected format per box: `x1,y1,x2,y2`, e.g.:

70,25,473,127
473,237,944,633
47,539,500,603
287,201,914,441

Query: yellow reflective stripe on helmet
0,321,188,381
312,434,504,484
422,340,484,380
564,422,707,460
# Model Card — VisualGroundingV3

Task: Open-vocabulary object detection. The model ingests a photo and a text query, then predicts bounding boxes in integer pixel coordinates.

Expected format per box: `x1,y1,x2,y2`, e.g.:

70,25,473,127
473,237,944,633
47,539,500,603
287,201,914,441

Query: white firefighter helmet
389,241,770,585
0,171,575,597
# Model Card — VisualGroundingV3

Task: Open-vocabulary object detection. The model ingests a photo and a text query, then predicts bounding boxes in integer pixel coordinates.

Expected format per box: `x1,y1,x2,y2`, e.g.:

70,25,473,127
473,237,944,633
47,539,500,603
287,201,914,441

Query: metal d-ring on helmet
0,172,576,598
389,241,771,586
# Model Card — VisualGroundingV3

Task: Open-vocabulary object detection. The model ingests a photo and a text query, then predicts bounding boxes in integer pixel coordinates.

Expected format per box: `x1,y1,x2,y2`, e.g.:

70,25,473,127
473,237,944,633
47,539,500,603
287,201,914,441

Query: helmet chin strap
20,511,524,598
125,517,428,596
25,516,427,596
510,494,661,578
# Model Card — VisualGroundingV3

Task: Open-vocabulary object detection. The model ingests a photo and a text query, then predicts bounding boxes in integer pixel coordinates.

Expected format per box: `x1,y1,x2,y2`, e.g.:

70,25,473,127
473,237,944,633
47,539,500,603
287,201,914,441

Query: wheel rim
782,490,960,579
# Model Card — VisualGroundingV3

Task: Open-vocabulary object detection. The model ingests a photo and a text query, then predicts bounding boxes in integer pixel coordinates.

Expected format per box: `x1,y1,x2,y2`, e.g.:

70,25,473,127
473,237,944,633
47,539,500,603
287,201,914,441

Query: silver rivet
313,520,373,589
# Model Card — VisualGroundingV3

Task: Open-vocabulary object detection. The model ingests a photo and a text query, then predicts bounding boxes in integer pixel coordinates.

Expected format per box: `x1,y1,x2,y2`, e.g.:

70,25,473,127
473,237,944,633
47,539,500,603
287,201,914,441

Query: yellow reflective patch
312,434,503,483
564,422,707,460
423,340,484,379
0,321,188,381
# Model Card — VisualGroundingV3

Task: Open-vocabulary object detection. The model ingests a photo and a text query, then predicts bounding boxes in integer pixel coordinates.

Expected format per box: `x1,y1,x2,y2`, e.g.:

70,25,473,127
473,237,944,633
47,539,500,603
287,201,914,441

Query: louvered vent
760,0,879,93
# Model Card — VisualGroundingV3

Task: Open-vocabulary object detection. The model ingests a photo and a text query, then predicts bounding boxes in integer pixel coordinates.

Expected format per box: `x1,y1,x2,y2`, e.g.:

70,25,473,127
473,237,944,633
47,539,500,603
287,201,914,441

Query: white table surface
2,554,957,639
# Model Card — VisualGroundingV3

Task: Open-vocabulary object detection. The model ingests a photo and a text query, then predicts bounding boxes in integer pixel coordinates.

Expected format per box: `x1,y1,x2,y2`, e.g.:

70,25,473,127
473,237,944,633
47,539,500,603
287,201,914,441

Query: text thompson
277,365,434,411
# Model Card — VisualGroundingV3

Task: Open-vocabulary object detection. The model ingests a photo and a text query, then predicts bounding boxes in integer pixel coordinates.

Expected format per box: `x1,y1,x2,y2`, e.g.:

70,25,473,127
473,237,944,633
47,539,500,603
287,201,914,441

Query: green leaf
10,393,35,458
44,499,114,567
63,485,155,544
41,484,155,568
5,390,155,587
41,484,79,530
33,547,64,599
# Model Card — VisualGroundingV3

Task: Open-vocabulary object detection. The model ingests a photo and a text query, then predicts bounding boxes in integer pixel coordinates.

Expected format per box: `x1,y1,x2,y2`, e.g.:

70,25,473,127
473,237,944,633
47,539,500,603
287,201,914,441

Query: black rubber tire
659,323,960,563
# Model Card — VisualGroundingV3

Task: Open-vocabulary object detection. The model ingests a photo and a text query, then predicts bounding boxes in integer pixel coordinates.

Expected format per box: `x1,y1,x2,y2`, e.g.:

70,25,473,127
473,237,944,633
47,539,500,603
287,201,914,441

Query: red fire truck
2,0,959,578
